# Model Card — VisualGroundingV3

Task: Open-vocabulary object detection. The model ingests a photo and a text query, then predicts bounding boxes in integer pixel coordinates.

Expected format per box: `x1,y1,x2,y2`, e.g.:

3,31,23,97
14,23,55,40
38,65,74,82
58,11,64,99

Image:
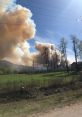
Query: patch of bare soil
30,102,82,117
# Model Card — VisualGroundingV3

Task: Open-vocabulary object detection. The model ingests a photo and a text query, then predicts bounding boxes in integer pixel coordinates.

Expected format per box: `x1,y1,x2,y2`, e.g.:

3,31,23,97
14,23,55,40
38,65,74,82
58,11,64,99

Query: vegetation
0,72,80,94
0,72,81,100
59,38,69,72
0,88,82,117
0,72,82,117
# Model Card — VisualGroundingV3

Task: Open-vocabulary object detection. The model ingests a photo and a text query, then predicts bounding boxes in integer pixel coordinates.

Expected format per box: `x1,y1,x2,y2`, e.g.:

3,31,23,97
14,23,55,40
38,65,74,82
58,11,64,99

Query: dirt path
30,102,82,117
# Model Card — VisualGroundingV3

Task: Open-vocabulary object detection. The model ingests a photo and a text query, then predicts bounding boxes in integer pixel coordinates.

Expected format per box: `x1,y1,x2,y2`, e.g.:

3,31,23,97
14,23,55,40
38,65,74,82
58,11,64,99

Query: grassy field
0,71,81,98
0,71,82,117
0,72,80,90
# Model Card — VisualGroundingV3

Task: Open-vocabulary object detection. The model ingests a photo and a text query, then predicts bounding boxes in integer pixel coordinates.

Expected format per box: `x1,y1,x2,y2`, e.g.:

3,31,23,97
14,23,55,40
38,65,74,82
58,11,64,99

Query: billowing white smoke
0,0,61,67
0,0,36,66
0,0,16,13
34,42,61,65
35,42,54,53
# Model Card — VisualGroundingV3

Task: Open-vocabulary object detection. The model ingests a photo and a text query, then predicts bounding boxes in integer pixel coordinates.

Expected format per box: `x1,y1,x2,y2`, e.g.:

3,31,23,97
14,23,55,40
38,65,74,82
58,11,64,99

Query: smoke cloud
0,0,36,66
0,0,61,67
35,42,54,53
34,42,61,65
0,0,16,13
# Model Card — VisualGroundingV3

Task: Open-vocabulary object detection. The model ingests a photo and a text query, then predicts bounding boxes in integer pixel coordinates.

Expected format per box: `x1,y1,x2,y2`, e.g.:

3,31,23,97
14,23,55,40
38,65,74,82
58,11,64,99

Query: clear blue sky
17,0,82,62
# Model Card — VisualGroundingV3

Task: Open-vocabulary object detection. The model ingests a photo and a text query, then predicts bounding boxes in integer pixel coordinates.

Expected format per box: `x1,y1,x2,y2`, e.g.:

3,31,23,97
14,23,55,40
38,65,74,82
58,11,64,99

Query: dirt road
30,102,82,117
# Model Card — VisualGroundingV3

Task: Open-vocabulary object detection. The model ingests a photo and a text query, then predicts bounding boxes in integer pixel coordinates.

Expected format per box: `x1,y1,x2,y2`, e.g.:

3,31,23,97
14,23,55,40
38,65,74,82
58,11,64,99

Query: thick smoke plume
0,0,61,67
0,0,36,66
35,42,54,53
34,42,61,66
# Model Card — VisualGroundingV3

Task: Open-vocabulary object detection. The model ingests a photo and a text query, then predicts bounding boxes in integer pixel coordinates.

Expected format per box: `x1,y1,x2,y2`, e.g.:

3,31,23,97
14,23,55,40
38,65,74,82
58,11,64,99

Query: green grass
0,71,82,117
0,71,81,98
0,72,79,90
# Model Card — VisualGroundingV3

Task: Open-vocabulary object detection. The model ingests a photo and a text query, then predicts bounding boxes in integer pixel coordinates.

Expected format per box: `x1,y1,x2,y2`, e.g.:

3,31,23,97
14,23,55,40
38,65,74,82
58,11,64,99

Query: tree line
38,35,82,72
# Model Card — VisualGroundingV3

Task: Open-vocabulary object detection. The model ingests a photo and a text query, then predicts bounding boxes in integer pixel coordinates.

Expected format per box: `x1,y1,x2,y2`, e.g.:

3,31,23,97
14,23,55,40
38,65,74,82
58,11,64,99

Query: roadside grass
0,71,81,100
0,71,82,117
0,71,80,90
0,88,82,117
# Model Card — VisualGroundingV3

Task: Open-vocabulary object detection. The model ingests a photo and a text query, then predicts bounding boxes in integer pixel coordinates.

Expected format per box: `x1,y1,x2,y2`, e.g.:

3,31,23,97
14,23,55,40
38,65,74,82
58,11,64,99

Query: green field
0,72,80,90
0,71,82,117
0,71,81,98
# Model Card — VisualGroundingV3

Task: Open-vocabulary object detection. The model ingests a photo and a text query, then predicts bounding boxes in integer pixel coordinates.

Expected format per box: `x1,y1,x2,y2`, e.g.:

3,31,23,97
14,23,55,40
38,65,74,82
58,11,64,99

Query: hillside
0,60,34,73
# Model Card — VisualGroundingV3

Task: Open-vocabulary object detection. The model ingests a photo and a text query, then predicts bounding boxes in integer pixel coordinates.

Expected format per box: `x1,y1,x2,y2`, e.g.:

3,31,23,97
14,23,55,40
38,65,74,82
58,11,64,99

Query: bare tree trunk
71,35,79,72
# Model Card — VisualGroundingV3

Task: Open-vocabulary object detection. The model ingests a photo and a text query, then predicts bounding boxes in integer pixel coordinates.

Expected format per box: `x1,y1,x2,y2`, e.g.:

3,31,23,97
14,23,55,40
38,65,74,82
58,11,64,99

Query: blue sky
17,0,82,62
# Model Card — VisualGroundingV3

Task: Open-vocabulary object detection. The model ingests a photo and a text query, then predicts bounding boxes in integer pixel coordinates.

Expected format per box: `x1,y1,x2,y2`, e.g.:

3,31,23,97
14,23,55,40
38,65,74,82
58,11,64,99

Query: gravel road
30,102,82,117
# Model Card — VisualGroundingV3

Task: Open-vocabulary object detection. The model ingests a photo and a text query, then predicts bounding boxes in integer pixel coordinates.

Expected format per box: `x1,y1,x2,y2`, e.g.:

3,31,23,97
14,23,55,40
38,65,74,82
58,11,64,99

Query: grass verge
0,71,82,117
0,88,82,117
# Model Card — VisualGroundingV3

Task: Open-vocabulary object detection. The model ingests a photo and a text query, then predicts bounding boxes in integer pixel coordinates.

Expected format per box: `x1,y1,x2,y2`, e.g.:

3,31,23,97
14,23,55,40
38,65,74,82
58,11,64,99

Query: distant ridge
0,60,34,73
0,60,47,73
